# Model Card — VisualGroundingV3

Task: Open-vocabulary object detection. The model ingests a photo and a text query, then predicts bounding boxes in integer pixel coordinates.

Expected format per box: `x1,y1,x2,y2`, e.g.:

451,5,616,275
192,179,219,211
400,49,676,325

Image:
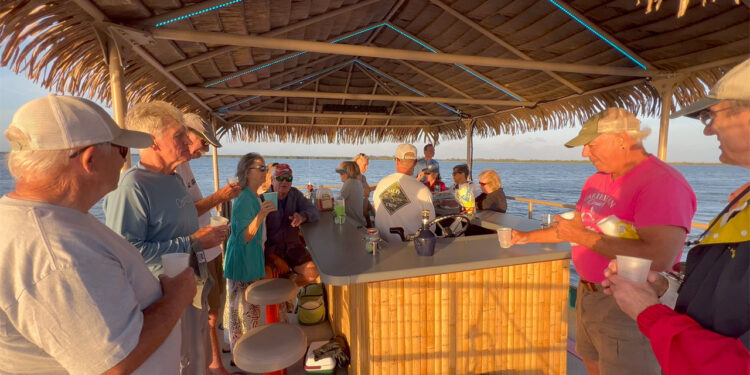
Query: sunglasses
69,143,128,159
275,176,293,182
248,165,268,172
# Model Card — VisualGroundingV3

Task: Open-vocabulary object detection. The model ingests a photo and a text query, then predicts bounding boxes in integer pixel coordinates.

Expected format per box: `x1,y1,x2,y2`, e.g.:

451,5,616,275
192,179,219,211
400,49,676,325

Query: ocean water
1,154,747,284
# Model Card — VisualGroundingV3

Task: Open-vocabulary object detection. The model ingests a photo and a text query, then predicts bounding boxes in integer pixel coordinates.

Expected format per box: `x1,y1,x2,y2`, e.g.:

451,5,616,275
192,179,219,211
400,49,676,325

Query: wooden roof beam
354,64,433,126
160,0,384,72
71,0,216,114
215,59,356,111
150,28,658,77
204,55,343,105
396,60,497,113
191,87,534,107
546,0,654,70
429,0,583,94
336,63,356,126
384,23,527,101
236,122,437,128
225,112,459,121
201,21,384,87
355,60,462,116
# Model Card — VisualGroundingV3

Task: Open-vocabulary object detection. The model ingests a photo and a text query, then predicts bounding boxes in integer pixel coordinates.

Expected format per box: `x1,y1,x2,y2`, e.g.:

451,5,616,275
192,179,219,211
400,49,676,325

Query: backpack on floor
295,282,326,325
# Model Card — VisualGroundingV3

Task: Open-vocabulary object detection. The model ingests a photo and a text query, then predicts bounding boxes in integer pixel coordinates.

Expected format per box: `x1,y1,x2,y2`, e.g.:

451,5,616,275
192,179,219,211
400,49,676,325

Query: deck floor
219,307,587,374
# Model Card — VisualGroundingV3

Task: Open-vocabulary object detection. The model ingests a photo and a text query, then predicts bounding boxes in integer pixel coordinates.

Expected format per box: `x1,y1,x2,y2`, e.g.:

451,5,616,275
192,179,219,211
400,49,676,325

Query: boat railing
295,185,709,230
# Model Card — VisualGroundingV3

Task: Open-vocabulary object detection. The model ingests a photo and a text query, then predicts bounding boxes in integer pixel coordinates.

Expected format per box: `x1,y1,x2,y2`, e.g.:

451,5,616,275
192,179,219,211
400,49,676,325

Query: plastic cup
497,227,512,249
227,177,239,184
616,255,652,283
161,253,190,277
209,216,229,227
559,211,575,220
542,214,554,228
262,192,278,208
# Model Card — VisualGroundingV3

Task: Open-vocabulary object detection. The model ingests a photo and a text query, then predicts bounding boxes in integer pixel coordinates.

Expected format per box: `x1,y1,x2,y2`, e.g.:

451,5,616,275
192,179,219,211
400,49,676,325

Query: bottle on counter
413,210,437,256
307,181,315,202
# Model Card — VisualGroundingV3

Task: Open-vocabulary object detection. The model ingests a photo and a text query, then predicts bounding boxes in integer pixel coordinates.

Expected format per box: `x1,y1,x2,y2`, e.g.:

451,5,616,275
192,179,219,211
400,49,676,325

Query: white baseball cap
184,113,222,147
671,58,750,118
6,95,152,151
395,143,417,160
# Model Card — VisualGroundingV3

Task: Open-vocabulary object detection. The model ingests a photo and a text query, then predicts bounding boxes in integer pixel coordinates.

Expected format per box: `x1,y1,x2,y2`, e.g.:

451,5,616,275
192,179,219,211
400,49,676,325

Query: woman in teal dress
224,152,277,348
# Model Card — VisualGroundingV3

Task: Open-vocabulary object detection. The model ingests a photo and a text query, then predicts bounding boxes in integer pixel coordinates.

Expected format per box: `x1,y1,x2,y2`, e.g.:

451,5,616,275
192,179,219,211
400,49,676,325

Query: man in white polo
373,143,435,242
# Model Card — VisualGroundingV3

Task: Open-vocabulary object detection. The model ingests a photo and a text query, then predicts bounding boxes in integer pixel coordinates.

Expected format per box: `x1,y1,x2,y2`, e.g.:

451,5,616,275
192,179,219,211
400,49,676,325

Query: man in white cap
104,101,228,375
0,95,196,374
176,113,241,375
603,59,750,375
373,143,435,242
511,107,697,375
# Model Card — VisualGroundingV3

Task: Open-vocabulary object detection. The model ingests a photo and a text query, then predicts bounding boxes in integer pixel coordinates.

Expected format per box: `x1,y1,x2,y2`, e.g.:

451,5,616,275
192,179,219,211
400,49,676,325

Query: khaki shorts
206,256,225,318
575,283,661,375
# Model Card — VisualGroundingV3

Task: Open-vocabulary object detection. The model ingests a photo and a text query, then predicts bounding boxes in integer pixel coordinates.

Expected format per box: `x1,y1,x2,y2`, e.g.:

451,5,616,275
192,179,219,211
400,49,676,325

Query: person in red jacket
603,59,750,375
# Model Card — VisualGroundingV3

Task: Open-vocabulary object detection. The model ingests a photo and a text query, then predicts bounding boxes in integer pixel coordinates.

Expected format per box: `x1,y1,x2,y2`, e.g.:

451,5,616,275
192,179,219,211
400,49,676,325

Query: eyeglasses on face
275,176,293,182
697,107,733,127
69,143,128,159
248,165,268,172
113,144,128,159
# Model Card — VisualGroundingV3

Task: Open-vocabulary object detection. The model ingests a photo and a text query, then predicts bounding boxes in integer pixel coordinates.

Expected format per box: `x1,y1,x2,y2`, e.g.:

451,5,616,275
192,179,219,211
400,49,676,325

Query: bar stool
233,278,306,375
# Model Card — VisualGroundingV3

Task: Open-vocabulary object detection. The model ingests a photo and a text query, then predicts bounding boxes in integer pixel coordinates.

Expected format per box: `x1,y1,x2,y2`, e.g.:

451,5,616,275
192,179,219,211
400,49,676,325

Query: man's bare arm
100,269,196,375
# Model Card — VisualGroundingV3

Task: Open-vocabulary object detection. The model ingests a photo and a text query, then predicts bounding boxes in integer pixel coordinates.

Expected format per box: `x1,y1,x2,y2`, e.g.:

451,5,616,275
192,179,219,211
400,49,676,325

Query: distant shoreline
0,152,725,166
208,154,724,166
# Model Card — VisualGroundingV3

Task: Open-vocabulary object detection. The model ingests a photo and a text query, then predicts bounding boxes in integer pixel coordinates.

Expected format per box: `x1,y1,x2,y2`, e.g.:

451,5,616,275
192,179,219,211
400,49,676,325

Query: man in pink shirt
511,107,696,375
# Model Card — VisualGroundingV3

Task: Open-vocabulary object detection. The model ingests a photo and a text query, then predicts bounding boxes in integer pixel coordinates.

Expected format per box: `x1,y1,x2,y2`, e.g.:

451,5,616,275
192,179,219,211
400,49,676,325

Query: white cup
497,227,512,249
559,211,575,220
616,255,652,283
161,253,190,277
209,216,229,227
227,177,239,184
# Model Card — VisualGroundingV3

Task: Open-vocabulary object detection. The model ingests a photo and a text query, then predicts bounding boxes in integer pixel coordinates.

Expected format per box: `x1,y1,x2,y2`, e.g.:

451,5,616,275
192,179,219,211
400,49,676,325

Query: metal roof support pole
211,116,220,193
650,76,679,161
463,118,475,180
106,39,131,169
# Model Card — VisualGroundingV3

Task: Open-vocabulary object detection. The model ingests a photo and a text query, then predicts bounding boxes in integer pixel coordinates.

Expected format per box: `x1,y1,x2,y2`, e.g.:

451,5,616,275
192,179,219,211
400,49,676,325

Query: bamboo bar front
326,260,569,374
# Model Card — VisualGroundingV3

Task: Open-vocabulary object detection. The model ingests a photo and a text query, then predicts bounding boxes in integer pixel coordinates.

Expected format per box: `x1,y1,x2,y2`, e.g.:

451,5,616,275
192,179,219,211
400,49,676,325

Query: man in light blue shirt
415,143,439,182
104,101,227,375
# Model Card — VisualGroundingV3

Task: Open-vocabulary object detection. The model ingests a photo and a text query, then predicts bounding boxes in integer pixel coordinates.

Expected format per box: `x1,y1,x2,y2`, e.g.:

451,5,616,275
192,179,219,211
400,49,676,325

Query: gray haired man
0,95,195,374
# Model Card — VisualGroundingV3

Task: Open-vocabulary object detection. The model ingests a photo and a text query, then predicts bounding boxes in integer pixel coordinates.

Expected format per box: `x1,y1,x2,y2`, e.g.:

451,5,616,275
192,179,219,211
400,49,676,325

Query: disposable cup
542,214,554,228
262,192,278,208
227,177,239,184
209,216,229,227
497,227,512,249
559,211,575,220
616,255,652,283
161,253,190,277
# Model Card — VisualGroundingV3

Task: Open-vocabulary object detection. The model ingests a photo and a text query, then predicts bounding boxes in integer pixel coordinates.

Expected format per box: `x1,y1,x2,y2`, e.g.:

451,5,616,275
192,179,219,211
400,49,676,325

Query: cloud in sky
0,67,720,162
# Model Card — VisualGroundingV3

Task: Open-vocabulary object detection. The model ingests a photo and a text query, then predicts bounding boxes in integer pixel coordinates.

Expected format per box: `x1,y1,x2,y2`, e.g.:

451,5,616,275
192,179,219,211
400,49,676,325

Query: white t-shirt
0,197,180,375
373,172,435,242
176,162,222,262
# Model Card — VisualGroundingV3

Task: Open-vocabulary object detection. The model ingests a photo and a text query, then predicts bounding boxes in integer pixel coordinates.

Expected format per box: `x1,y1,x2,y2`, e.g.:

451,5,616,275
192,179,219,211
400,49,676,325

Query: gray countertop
300,210,571,286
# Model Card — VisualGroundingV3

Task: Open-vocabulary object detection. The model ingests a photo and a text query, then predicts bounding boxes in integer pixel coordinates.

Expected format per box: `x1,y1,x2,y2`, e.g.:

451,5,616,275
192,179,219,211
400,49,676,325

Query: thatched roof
1,0,747,144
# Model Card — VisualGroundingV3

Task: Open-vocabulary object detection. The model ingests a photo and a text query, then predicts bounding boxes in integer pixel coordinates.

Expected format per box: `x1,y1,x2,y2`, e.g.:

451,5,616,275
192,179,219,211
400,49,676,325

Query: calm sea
1,154,747,283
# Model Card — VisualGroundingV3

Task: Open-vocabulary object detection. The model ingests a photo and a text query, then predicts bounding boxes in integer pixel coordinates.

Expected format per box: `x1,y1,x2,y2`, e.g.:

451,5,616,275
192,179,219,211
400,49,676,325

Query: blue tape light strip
546,0,647,70
356,60,461,115
155,0,244,28
220,61,355,111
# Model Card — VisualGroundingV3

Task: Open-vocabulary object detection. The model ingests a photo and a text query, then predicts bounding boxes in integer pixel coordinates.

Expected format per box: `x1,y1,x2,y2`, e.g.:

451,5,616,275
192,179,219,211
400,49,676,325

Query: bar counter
301,211,571,374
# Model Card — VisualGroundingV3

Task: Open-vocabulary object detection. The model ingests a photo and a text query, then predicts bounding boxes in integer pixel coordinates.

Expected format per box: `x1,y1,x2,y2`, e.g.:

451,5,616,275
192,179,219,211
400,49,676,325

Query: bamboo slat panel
326,259,570,375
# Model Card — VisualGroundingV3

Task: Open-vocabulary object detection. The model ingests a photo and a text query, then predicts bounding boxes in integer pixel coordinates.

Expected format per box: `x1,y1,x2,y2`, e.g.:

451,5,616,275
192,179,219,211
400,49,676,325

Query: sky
0,66,721,162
